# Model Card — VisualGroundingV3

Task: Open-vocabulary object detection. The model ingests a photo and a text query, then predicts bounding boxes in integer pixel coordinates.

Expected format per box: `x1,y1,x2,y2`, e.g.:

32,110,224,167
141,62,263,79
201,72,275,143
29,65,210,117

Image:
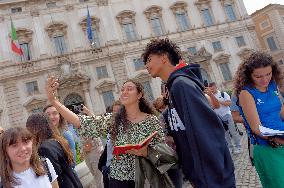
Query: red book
113,131,158,156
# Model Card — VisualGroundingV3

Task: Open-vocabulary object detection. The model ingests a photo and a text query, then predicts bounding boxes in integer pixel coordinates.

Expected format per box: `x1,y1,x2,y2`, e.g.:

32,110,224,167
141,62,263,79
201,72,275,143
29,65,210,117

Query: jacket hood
166,64,204,91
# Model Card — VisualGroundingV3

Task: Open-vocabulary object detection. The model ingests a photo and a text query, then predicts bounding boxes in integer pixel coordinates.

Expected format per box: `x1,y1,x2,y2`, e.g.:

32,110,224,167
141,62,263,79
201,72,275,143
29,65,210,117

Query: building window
142,81,154,101
26,81,39,95
219,63,232,81
235,36,246,47
176,12,190,31
123,23,137,42
200,68,211,83
266,36,278,51
96,66,108,79
224,4,236,21
46,2,57,8
151,17,164,36
188,47,197,55
11,7,22,13
31,107,44,114
201,9,214,26
260,20,269,29
20,43,31,61
102,90,115,109
212,41,222,52
79,0,89,2
133,58,145,71
53,36,67,55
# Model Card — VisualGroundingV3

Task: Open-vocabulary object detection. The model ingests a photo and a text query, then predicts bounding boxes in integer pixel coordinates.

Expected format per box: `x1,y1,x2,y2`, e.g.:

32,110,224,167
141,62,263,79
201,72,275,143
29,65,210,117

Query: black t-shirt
39,139,83,188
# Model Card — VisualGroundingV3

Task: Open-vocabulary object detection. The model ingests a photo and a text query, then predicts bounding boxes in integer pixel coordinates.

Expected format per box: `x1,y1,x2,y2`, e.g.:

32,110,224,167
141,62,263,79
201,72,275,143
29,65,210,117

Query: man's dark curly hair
233,51,283,95
141,38,182,66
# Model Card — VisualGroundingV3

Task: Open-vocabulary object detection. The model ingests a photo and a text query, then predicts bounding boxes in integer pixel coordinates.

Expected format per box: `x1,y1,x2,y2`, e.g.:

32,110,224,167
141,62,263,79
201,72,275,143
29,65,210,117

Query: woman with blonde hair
0,127,59,188
234,51,284,188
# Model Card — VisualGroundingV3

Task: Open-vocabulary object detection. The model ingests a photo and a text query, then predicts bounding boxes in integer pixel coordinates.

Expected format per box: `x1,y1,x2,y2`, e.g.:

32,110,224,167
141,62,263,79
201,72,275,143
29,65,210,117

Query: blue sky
243,0,284,14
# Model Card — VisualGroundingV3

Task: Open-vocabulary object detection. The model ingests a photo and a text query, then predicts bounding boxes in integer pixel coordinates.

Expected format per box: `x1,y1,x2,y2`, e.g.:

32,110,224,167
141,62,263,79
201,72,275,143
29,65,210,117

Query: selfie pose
45,78,176,188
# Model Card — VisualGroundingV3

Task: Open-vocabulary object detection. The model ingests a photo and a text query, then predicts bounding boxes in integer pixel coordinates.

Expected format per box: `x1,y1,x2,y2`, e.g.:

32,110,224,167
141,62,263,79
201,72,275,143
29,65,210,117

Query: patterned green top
78,113,165,181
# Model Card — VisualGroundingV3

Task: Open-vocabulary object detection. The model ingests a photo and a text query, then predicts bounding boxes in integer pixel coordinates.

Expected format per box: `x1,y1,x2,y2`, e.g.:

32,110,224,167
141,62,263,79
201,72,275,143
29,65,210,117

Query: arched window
64,93,84,114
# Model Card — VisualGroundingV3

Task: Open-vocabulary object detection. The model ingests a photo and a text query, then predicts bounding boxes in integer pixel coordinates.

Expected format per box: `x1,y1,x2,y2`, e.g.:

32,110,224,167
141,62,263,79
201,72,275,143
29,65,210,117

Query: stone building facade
0,0,258,128
251,4,284,65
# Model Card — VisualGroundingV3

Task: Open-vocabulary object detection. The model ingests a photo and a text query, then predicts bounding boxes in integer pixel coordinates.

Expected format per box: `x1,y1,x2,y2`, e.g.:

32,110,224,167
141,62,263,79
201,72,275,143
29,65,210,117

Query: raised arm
239,90,263,136
45,76,80,128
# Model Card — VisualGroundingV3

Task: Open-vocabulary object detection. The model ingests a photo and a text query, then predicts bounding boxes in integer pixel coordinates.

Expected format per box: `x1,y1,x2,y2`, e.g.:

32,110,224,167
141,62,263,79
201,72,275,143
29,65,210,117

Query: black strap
221,91,225,98
41,158,52,182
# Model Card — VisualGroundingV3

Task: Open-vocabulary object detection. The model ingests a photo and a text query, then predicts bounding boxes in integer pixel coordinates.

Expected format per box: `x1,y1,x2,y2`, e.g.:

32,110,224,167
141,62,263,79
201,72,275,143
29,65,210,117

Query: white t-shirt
13,158,57,188
213,90,231,117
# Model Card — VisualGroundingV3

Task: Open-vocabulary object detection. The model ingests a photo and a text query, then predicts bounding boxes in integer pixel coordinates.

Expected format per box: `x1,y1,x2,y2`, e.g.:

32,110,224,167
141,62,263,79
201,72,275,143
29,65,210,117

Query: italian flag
10,21,23,56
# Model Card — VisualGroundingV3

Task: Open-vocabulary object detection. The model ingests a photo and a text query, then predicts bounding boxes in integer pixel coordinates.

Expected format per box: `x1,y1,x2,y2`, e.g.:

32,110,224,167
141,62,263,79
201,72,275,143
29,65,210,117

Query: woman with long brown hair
45,78,165,188
26,113,83,188
0,127,59,188
234,51,284,187
43,104,77,164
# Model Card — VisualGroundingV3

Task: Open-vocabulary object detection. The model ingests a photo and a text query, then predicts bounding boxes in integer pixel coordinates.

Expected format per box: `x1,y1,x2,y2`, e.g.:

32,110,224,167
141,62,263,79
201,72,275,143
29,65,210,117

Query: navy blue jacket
166,65,236,188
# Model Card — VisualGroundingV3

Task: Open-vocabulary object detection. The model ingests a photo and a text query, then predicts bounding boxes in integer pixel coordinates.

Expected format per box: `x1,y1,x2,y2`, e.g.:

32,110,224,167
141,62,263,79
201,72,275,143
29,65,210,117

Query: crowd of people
0,38,283,188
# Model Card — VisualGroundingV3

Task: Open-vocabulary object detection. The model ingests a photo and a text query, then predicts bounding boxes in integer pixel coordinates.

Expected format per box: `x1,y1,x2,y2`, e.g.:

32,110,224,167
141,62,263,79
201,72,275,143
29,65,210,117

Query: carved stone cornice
65,4,74,11
59,72,90,89
195,0,211,9
116,10,136,24
213,53,231,64
219,0,235,6
95,79,116,93
96,0,109,6
237,48,253,60
16,28,33,43
144,5,162,19
23,95,47,113
79,16,100,31
188,47,212,64
132,71,150,82
170,1,188,12
45,22,68,37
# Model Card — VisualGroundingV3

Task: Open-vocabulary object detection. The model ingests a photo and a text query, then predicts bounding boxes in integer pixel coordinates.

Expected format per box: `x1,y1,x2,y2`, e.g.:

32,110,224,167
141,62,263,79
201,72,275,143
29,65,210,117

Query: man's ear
162,55,168,64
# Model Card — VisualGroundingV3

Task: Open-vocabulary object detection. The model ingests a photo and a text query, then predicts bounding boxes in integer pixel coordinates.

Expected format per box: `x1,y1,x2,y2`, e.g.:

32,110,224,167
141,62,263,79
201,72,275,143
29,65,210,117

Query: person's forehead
123,82,136,87
252,67,272,75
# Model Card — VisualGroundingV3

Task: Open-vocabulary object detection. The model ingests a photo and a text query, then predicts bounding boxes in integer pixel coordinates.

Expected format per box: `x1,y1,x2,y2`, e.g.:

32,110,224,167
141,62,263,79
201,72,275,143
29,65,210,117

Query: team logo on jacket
168,108,186,131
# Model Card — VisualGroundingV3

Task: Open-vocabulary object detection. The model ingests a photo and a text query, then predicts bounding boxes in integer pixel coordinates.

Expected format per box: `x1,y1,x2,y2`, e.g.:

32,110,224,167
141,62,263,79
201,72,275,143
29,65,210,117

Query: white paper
259,125,284,136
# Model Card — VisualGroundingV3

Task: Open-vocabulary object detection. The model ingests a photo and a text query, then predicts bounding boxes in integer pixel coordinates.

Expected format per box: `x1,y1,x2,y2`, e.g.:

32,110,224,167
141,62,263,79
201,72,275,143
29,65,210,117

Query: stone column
82,83,94,114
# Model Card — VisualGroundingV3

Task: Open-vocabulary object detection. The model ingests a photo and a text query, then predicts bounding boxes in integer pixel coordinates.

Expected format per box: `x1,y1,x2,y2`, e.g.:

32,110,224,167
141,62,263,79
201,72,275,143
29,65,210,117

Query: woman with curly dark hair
45,78,166,188
233,51,284,188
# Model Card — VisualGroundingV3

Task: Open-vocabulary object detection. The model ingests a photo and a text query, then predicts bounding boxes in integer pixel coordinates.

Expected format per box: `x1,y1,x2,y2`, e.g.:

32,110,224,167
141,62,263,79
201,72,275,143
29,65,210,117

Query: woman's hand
126,139,152,158
45,76,60,103
82,105,93,116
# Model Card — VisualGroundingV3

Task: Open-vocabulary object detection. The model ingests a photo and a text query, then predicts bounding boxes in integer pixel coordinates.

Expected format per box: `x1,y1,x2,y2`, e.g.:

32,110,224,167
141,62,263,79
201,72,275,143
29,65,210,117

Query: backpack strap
221,91,225,98
41,158,52,182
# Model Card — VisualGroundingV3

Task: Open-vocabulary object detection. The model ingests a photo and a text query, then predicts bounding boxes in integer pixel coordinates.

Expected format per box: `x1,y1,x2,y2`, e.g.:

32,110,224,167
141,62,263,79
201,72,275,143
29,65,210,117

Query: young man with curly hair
142,38,236,188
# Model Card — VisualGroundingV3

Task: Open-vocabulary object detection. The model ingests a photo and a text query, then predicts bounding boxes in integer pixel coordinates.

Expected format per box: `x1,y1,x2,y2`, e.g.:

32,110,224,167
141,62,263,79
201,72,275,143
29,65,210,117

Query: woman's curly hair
141,38,182,66
233,51,283,95
109,80,155,144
